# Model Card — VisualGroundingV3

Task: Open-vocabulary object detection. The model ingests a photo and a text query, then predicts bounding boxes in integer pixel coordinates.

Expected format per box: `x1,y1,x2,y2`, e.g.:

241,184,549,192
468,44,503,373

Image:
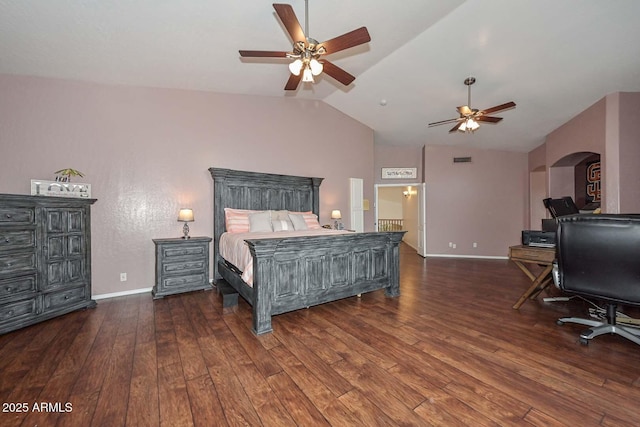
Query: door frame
374,182,427,257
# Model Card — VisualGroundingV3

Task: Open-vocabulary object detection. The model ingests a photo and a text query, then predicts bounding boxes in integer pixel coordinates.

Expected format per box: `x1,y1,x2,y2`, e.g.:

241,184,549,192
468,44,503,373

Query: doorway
374,183,426,257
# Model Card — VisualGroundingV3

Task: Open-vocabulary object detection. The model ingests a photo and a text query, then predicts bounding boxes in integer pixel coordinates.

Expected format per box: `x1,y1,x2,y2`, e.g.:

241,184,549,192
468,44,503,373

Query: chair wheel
556,320,564,326
579,337,589,345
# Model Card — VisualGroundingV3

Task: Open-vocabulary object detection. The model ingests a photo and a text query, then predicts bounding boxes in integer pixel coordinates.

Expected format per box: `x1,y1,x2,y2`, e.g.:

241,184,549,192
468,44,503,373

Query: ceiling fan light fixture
302,66,315,82
288,59,303,76
309,58,323,75
458,118,479,133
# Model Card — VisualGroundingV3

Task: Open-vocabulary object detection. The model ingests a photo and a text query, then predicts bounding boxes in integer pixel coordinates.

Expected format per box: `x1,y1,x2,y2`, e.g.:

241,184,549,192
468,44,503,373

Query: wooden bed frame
209,167,405,335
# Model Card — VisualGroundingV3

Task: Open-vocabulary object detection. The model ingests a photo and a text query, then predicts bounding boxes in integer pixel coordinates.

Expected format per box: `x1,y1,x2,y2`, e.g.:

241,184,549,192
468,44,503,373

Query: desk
509,245,556,309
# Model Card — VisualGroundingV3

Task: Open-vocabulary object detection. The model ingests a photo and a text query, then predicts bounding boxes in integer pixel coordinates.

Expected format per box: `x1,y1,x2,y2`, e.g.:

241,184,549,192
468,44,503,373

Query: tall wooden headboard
208,167,323,281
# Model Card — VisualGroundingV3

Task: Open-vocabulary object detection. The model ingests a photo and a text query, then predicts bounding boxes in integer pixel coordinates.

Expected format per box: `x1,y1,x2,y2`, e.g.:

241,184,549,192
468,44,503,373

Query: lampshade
288,59,303,76
331,209,342,219
302,66,314,82
178,208,194,222
309,58,323,75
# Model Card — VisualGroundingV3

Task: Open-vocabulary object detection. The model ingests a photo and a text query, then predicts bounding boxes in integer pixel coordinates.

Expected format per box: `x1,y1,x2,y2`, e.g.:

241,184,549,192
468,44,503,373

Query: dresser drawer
0,252,36,274
0,207,35,225
0,274,37,299
162,260,207,275
43,286,87,312
161,273,208,290
0,229,36,251
0,297,39,326
162,245,207,260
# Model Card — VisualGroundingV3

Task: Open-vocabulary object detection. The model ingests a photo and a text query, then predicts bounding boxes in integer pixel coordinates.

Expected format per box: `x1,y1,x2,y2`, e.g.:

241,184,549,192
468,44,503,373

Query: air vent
453,156,472,163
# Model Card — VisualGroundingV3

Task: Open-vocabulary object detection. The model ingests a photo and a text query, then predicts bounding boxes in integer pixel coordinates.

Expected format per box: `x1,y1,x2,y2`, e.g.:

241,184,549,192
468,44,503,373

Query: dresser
152,237,212,299
0,194,97,335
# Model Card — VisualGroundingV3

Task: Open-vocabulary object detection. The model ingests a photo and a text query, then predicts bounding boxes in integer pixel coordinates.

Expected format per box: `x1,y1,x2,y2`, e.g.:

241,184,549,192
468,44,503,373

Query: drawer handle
8,310,14,316
4,238,9,243
64,295,71,300
5,214,11,219
6,287,12,292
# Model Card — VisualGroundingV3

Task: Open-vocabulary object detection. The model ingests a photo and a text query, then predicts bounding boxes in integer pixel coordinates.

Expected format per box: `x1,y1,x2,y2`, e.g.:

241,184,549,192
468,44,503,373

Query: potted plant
54,168,84,183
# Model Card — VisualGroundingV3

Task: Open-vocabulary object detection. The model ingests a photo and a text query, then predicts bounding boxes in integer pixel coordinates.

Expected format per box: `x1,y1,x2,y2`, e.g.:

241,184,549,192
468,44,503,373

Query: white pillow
271,210,294,231
249,211,273,232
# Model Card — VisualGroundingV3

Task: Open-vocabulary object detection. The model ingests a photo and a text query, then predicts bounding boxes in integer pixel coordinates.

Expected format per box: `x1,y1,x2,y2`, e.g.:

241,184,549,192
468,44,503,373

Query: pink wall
374,143,423,184
0,74,374,296
423,145,528,257
532,93,640,214
545,98,606,166
617,92,640,213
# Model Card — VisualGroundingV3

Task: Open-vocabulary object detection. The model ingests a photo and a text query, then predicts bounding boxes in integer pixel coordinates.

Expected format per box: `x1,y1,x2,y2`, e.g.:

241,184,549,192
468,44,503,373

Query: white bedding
219,229,351,286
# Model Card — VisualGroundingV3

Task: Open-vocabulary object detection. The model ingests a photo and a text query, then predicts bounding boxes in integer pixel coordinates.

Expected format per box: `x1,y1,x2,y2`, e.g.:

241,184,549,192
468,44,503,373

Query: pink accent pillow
224,208,259,233
291,211,321,229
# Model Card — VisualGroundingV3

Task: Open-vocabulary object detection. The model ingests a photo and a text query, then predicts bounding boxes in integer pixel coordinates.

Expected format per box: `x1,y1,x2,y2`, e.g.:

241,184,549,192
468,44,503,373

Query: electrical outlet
120,272,127,282
473,242,478,248
449,242,453,248
452,243,457,249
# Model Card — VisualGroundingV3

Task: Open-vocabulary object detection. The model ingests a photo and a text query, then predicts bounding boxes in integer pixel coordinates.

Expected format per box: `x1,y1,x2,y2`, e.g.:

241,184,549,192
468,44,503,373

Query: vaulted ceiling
2,0,639,152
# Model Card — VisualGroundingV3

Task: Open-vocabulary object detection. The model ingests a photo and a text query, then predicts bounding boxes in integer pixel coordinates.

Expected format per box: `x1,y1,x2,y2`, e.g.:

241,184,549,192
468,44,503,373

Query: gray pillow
249,211,273,232
288,213,308,230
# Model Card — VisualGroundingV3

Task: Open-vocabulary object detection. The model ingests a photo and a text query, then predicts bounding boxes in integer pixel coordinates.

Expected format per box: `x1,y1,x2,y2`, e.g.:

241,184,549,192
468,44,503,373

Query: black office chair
554,214,640,346
543,196,580,219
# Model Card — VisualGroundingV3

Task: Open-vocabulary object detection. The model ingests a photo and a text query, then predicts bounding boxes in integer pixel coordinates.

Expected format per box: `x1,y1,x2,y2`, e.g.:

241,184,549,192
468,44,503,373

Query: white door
349,178,364,232
417,183,427,257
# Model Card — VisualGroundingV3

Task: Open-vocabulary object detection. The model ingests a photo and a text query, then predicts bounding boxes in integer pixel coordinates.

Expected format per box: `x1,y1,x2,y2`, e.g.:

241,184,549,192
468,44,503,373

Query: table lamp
331,209,342,230
178,208,194,239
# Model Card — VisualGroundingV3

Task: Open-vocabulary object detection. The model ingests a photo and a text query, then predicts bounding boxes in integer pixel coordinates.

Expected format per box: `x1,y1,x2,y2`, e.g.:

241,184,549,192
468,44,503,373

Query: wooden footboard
240,231,405,334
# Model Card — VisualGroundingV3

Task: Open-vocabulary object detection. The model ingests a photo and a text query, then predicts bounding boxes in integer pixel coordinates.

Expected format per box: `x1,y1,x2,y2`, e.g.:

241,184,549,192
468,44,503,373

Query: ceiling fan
239,1,371,91
428,77,516,133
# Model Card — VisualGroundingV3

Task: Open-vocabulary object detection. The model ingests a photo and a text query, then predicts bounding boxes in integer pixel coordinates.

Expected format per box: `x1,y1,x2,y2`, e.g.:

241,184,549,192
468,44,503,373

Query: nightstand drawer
0,230,36,251
0,207,35,225
0,252,36,275
43,286,87,312
162,245,207,259
163,260,207,275
161,273,208,290
0,274,37,299
153,237,212,299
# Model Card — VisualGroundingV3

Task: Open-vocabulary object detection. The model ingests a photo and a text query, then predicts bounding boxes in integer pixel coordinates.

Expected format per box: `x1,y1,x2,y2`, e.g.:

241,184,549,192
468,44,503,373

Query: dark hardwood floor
2,243,640,426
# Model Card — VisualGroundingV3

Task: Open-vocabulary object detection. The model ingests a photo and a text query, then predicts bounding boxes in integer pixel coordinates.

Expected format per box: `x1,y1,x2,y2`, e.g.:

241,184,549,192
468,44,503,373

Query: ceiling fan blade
449,122,463,133
476,116,503,124
273,4,306,44
322,60,356,86
319,27,371,54
284,72,302,91
239,50,289,58
428,117,462,127
479,101,516,115
457,105,472,116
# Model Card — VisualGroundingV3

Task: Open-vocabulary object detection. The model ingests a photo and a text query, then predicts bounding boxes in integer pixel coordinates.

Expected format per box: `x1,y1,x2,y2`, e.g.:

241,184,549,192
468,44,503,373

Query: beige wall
0,74,375,296
377,187,403,218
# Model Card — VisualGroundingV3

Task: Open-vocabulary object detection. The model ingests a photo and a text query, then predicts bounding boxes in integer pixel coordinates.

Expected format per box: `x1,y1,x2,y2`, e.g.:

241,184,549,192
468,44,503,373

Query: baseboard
93,287,153,300
426,254,508,260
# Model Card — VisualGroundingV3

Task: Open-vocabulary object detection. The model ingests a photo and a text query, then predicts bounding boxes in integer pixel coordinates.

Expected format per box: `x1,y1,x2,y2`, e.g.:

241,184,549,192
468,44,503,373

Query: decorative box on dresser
153,237,212,299
0,194,97,335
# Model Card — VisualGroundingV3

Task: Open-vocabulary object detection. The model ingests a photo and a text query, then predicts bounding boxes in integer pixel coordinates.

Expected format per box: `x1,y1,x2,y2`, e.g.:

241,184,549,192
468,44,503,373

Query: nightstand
152,237,212,299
